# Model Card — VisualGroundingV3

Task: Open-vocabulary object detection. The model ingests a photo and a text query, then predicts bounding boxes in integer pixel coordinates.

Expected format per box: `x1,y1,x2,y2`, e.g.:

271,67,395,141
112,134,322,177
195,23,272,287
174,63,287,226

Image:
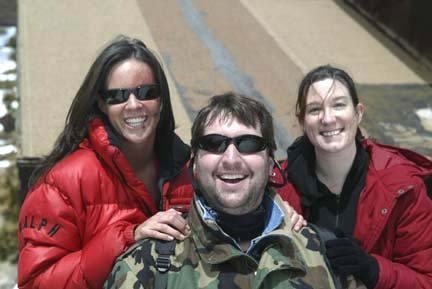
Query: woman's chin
316,141,349,154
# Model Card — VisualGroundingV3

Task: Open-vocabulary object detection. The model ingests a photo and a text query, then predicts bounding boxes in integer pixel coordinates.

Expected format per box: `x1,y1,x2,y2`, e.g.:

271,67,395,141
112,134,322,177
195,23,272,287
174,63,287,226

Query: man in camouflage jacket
104,93,364,289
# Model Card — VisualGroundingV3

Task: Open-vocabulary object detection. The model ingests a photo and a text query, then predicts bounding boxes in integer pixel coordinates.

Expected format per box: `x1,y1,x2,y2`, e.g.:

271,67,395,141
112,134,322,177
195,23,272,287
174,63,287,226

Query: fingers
325,238,361,258
325,237,352,248
134,209,191,242
291,214,308,232
134,219,189,241
326,245,358,258
138,226,180,241
333,264,360,276
158,209,190,233
282,201,307,231
326,237,359,251
328,255,359,267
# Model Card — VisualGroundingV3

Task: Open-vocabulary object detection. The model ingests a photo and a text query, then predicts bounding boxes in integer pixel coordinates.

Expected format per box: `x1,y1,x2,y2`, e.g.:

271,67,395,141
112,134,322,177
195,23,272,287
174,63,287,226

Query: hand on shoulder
134,209,191,241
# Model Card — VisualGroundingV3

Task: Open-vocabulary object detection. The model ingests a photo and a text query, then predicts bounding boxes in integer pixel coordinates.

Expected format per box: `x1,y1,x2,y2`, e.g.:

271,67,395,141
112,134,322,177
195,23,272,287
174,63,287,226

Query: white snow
415,107,432,132
0,144,17,155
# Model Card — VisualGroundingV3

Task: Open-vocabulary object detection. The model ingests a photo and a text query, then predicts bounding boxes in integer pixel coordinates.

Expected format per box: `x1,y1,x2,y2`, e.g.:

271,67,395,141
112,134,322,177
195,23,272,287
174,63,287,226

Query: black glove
325,237,379,289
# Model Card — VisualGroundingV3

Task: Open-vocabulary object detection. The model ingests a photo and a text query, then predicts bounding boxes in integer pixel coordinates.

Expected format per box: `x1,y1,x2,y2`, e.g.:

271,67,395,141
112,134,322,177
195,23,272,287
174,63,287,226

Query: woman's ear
356,103,365,124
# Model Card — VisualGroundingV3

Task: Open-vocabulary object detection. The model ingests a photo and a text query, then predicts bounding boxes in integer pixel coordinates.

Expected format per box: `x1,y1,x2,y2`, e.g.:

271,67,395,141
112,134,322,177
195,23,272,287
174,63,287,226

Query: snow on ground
0,144,16,155
415,107,432,132
0,59,15,74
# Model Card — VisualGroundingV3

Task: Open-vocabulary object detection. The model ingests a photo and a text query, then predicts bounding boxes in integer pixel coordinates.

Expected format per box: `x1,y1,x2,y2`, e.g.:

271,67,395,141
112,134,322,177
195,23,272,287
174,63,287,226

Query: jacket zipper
335,195,340,229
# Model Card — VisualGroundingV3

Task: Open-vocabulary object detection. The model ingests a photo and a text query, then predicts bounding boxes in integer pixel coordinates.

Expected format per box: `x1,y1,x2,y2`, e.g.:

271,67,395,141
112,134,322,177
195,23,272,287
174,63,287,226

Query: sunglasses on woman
100,84,160,105
196,134,268,154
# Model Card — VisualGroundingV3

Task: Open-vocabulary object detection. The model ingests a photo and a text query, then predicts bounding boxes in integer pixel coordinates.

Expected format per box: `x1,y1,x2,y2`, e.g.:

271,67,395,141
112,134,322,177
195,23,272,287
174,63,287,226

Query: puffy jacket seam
41,181,83,229
78,258,94,289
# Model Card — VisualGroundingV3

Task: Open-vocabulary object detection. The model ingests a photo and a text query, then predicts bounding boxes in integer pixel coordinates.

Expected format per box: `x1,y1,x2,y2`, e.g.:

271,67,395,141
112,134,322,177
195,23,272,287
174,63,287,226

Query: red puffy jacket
278,139,432,289
18,118,193,289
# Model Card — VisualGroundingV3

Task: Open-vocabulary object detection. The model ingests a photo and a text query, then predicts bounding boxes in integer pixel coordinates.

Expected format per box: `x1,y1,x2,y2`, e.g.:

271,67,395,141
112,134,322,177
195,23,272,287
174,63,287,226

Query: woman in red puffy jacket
278,65,432,289
18,35,194,289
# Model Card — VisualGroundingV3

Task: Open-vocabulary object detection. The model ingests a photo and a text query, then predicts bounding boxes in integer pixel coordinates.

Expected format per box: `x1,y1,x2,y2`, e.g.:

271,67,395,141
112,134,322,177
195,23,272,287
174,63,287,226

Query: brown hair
296,65,359,123
190,92,276,156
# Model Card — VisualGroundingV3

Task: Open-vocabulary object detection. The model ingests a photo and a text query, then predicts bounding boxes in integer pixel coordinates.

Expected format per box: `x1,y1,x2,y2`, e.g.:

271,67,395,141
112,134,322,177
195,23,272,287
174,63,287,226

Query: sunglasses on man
100,83,160,105
196,134,268,154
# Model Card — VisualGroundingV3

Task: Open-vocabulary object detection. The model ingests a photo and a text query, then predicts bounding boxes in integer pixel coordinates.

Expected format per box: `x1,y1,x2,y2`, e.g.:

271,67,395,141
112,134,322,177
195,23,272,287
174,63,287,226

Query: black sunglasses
196,134,268,154
100,84,160,105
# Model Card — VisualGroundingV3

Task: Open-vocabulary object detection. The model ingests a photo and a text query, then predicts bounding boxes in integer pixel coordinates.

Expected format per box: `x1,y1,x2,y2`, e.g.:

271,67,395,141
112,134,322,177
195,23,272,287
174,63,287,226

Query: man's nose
221,143,242,164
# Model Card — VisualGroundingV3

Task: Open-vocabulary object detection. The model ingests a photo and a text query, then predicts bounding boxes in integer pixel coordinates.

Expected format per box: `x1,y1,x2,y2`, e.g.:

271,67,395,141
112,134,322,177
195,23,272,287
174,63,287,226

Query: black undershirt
287,136,369,236
215,203,267,242
197,194,268,242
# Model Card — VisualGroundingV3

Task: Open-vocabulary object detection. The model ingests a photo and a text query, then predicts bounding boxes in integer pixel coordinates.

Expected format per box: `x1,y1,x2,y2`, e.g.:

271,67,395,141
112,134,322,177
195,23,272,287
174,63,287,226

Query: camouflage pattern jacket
105,190,364,289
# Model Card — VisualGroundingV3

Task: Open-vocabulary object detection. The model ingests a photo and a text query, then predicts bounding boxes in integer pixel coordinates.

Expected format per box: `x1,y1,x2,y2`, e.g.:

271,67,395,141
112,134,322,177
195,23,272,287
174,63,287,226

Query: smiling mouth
320,128,343,137
218,174,247,183
124,116,148,128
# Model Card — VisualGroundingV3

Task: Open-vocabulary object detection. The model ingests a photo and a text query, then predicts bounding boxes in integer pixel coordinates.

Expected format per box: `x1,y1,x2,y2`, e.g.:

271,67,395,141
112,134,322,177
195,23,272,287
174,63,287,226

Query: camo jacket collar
189,190,307,273
195,192,284,250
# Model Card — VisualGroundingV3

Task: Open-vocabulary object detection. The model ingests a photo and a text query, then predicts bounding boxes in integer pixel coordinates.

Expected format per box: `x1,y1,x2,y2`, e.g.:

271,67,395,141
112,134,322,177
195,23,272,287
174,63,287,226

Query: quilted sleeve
18,181,136,289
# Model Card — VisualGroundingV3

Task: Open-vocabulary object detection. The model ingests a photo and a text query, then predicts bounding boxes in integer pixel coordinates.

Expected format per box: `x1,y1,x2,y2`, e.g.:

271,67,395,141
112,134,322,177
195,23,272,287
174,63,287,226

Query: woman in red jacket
278,65,432,289
18,35,194,289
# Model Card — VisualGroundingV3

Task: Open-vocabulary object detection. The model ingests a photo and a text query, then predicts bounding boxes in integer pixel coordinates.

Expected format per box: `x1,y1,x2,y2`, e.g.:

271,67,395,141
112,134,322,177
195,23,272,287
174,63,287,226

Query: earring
270,171,276,177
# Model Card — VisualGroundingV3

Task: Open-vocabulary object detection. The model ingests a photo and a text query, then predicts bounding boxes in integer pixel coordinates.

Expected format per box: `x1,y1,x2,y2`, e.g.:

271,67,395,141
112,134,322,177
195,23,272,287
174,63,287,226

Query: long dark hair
29,35,175,188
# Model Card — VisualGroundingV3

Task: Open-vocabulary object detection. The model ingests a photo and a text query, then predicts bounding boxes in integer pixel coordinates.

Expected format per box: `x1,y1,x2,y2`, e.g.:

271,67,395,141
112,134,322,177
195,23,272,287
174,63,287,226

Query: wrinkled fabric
105,191,365,289
278,139,432,289
18,118,193,289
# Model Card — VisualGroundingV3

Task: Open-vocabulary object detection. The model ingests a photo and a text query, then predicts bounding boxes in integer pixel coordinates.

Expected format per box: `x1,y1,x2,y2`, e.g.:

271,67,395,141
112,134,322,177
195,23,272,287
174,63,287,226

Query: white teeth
125,117,147,127
321,129,342,137
219,174,245,180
